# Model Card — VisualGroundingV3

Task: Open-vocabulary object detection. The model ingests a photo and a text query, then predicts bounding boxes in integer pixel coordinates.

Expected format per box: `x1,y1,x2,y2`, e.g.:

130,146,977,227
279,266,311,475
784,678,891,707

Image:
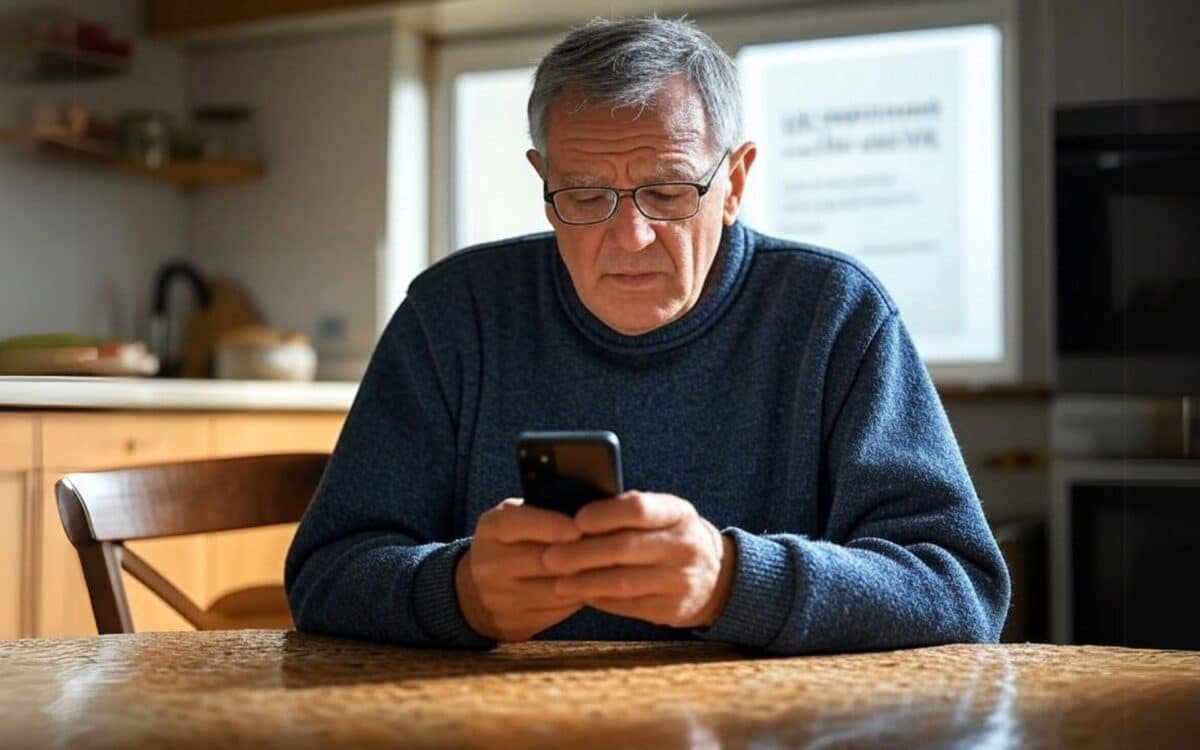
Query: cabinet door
41,413,209,470
206,413,343,607
0,416,35,639
0,471,31,639
37,413,211,638
210,412,344,458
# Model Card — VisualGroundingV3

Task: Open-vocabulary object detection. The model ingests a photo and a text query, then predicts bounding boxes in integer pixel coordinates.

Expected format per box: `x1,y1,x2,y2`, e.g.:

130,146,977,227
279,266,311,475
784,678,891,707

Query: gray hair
528,17,742,157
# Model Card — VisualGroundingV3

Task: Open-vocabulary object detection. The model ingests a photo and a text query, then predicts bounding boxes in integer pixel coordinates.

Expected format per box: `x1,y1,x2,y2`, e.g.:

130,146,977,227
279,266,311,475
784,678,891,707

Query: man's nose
608,194,656,252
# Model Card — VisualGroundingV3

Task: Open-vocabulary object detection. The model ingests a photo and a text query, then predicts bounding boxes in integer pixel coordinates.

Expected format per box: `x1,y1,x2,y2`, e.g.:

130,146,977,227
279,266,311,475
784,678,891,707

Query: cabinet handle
124,438,137,454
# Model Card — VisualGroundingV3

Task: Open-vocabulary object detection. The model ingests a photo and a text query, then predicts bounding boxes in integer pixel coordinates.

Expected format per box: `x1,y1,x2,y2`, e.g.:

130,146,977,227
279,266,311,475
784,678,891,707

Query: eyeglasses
543,150,730,225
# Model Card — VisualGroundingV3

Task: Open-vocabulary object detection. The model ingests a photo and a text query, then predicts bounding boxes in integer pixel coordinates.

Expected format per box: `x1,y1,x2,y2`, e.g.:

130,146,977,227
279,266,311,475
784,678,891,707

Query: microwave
1055,100,1200,397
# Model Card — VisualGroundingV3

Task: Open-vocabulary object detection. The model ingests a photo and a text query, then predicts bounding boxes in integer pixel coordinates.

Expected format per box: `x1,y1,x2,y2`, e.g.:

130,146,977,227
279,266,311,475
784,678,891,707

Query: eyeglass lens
553,185,700,223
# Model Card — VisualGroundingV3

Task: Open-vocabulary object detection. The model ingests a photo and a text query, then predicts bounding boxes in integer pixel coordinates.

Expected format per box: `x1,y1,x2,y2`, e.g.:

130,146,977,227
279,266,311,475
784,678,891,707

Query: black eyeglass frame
542,149,731,226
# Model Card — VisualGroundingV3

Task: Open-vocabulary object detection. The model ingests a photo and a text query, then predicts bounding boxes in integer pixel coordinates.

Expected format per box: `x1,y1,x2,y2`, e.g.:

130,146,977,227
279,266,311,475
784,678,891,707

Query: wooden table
2,631,1198,749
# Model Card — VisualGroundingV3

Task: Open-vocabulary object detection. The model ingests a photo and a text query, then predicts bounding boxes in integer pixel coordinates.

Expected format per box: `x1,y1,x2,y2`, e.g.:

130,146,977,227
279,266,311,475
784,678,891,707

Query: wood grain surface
2,632,1198,749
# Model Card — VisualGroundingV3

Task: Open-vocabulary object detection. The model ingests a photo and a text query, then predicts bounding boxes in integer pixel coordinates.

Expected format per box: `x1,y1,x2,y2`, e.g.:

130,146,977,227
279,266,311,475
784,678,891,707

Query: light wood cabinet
17,409,344,638
38,413,211,638
41,413,210,469
211,412,344,458
0,416,35,639
207,412,344,604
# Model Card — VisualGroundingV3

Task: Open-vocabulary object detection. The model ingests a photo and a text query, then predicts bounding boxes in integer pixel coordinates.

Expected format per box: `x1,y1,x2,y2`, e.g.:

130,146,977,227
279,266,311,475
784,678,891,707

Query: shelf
117,159,264,187
1,129,117,158
1,129,263,188
8,42,132,82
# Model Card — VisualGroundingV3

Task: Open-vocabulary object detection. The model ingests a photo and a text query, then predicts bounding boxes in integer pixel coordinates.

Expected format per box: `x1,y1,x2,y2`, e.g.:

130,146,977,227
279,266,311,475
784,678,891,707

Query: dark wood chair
55,453,327,634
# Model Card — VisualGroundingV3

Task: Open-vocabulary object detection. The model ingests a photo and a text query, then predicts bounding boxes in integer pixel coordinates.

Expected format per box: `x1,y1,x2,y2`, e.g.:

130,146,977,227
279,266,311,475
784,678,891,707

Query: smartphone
517,430,623,516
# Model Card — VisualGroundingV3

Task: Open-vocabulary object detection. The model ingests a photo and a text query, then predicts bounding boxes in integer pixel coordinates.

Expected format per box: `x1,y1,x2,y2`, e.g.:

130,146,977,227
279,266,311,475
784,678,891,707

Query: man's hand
541,492,737,629
457,498,585,642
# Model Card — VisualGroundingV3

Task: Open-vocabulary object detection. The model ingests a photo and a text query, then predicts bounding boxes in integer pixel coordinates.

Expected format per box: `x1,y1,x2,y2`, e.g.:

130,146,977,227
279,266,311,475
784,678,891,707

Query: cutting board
179,277,262,378
0,340,159,376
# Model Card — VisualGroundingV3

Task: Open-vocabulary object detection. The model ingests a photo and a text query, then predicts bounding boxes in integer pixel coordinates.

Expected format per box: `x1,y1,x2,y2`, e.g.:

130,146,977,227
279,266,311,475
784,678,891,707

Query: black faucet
149,261,211,377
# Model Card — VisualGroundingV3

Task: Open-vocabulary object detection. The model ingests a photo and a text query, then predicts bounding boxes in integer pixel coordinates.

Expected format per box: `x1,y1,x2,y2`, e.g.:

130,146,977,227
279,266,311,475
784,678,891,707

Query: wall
1053,0,1200,105
187,29,392,381
0,0,189,342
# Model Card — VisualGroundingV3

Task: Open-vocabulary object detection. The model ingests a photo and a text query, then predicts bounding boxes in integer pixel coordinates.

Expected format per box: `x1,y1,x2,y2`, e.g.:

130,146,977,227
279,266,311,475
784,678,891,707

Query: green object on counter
0,333,102,352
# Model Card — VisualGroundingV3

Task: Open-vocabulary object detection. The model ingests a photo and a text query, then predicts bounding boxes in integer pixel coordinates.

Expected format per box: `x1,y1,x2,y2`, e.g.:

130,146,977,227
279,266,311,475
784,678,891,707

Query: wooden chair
55,453,327,634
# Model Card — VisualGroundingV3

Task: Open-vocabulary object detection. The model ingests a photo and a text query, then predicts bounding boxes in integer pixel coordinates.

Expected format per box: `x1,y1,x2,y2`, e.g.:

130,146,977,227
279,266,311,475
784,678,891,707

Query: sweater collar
552,221,754,355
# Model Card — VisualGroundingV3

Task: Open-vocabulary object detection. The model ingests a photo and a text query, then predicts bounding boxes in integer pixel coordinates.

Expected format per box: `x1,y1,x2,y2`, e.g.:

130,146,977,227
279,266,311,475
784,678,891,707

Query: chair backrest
55,452,327,634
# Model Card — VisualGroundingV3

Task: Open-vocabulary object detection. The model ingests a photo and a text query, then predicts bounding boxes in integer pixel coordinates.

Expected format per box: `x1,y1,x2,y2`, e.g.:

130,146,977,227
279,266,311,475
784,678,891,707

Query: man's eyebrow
558,171,607,187
644,162,698,181
556,162,700,187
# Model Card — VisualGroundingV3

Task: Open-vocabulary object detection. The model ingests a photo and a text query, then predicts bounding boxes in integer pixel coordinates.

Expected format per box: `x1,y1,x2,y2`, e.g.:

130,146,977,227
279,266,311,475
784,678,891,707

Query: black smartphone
517,430,623,516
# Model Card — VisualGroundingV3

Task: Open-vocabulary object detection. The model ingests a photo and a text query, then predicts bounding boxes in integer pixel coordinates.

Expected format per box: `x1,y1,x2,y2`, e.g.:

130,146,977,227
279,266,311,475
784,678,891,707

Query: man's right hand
455,498,584,642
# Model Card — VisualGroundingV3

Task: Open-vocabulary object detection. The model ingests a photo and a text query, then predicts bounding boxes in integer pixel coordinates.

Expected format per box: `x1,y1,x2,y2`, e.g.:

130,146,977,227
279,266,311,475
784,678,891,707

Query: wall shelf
0,129,263,188
8,42,132,82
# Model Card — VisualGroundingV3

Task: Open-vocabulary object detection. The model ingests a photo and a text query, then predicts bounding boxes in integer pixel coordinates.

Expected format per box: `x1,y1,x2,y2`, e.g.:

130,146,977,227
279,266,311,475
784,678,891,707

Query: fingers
464,499,587,642
542,528,677,575
583,595,683,627
574,491,695,535
478,576,581,612
471,541,562,579
478,498,583,544
490,604,581,643
553,564,686,600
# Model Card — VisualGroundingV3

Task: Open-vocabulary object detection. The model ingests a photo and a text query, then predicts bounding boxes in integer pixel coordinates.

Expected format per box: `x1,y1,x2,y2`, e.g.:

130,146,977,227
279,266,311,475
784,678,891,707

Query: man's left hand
541,492,736,628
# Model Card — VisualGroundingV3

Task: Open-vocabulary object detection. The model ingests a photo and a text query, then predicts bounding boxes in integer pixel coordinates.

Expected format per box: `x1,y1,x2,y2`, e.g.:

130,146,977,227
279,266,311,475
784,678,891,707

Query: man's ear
528,149,558,226
723,141,757,226
527,149,546,179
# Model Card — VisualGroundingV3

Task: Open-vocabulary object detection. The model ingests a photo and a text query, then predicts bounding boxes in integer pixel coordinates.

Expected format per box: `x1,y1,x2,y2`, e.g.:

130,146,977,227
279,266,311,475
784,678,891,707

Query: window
452,67,545,250
432,35,557,257
737,24,1006,369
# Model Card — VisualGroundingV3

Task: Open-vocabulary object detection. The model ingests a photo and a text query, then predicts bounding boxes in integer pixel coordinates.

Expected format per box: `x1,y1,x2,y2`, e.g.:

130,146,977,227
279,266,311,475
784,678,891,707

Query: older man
285,17,1010,654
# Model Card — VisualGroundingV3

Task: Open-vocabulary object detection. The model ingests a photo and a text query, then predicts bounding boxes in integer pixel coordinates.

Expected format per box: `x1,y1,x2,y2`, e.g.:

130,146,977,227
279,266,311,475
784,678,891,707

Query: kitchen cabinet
13,409,344,638
0,416,36,639
37,414,211,638
206,412,344,609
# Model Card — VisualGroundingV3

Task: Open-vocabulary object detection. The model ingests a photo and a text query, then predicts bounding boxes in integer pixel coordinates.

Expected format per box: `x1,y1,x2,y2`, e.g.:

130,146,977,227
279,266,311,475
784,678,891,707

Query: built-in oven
1050,458,1200,648
1055,100,1200,398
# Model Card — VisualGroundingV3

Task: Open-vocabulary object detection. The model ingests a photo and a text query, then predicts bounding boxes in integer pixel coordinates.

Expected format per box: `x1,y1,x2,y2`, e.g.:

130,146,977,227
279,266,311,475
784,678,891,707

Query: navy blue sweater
285,222,1010,654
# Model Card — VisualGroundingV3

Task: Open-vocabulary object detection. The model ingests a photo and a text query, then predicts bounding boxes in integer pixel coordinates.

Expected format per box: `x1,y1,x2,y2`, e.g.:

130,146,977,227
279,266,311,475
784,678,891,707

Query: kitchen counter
0,376,356,411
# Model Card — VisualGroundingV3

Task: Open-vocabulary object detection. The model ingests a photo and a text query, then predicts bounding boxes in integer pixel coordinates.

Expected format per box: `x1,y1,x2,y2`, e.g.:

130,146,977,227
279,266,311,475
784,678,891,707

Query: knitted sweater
284,222,1010,654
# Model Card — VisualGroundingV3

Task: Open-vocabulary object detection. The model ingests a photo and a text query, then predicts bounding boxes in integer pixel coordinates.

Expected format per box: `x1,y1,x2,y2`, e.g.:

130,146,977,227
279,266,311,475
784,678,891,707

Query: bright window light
453,67,546,249
738,24,1005,366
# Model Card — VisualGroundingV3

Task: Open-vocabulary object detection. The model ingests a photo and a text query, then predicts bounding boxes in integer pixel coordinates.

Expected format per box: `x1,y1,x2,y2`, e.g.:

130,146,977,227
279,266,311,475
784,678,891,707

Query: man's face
529,77,753,336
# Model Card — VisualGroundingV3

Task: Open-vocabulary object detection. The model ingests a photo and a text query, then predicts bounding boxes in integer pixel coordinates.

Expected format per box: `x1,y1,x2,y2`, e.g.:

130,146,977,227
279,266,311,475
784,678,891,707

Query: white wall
0,0,189,341
1053,0,1200,104
187,29,392,381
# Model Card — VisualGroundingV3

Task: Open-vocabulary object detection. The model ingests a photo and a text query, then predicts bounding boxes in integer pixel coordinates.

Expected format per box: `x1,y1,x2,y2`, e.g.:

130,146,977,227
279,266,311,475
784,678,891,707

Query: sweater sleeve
696,311,1011,654
284,298,495,649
